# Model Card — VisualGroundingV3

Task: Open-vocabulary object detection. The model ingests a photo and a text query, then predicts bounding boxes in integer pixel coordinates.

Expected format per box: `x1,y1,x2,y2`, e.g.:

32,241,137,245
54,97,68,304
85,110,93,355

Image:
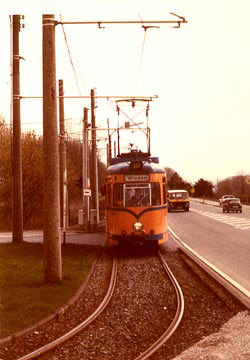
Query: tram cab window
151,183,161,206
125,184,150,207
113,183,124,207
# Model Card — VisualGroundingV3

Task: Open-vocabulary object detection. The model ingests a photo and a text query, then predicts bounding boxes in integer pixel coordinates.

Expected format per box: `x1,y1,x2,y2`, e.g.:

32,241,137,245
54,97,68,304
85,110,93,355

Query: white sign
84,189,91,196
125,174,149,182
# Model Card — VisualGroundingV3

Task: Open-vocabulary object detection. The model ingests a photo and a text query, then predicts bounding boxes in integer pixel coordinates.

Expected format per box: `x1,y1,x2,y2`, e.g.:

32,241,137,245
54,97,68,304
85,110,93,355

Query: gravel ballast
0,239,248,360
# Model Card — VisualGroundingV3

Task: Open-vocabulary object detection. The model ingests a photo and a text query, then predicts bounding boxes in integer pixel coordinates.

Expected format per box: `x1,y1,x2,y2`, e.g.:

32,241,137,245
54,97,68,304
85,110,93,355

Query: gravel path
0,243,247,360
173,311,250,360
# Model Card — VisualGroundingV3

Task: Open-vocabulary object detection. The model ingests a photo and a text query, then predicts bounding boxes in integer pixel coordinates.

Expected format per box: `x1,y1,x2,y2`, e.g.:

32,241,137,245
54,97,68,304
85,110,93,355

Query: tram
103,150,168,247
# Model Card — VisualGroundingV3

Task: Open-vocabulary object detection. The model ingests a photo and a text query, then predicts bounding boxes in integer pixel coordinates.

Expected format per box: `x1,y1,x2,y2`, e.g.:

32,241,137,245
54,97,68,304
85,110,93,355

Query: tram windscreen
124,184,150,207
114,183,161,207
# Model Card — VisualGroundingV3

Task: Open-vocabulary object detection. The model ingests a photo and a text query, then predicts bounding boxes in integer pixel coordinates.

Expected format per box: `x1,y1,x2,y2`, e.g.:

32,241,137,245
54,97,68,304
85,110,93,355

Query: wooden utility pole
90,89,97,226
59,79,67,237
12,15,23,243
83,107,89,229
107,118,112,166
42,14,62,283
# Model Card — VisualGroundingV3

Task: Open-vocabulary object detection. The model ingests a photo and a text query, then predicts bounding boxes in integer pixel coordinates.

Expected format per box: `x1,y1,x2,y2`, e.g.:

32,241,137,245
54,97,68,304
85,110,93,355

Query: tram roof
107,151,165,174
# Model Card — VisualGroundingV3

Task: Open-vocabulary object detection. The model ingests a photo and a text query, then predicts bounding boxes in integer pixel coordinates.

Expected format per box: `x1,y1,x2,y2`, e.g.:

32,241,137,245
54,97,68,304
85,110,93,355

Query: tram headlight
133,222,143,232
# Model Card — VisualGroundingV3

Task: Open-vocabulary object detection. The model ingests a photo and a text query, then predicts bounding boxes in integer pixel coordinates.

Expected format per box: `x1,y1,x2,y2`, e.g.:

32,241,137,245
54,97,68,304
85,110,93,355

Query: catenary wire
59,15,83,96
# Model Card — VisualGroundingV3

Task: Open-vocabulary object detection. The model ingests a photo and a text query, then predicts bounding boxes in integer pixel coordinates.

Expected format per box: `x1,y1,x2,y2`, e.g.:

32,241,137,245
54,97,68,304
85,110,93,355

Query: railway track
1,241,244,360
17,255,118,360
134,250,184,360
4,247,185,360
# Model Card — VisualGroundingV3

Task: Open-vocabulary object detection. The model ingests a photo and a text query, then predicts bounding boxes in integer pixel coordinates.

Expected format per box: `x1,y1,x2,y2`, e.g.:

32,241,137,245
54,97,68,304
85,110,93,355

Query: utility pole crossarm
56,18,187,26
17,95,158,100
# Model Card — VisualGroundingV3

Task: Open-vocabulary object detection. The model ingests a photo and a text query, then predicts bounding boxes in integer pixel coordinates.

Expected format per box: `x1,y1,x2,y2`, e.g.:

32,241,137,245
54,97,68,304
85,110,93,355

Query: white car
219,195,235,206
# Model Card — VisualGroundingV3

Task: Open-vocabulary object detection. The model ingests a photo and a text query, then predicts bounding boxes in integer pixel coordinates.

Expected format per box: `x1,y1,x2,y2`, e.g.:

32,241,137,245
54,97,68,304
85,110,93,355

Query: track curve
134,249,184,360
17,255,118,360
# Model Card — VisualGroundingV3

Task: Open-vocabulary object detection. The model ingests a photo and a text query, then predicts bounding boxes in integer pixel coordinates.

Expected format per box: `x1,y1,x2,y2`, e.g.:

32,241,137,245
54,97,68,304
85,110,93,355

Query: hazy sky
1,0,250,184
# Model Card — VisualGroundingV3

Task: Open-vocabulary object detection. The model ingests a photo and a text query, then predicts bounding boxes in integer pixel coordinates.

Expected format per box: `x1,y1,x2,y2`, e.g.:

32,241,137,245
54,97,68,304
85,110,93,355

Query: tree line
1,113,250,231
165,166,250,203
0,116,106,231
215,174,250,203
165,167,214,198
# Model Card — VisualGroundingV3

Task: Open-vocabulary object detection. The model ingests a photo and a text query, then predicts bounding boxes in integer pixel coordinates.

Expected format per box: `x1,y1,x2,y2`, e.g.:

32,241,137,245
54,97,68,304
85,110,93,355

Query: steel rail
17,255,118,360
168,226,250,310
134,250,185,360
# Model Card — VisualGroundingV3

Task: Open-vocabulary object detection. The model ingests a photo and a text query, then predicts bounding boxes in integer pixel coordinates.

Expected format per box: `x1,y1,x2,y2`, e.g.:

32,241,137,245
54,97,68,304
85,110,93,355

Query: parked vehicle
222,198,242,213
219,195,235,206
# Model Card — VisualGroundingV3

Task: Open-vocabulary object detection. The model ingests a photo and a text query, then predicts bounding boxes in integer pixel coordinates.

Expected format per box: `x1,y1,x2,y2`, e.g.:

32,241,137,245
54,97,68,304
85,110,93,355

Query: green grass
0,243,101,338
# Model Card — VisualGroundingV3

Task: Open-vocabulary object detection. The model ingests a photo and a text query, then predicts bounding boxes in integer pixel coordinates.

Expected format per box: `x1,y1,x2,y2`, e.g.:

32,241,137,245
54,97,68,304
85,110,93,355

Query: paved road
0,230,106,246
168,199,250,292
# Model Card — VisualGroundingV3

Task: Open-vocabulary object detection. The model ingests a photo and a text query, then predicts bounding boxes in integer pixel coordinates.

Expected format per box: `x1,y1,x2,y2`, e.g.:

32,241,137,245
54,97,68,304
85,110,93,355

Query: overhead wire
58,14,158,158
59,15,83,97
135,25,147,92
135,13,160,93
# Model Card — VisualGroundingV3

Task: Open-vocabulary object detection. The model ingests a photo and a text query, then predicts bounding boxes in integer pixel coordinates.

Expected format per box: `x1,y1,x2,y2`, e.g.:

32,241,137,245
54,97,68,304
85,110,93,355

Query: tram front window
125,185,150,207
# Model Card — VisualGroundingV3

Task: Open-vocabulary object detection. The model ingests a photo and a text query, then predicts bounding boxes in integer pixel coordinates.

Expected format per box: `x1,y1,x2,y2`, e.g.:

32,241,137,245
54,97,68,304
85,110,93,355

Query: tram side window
151,183,161,206
163,177,167,204
113,183,124,207
107,184,112,206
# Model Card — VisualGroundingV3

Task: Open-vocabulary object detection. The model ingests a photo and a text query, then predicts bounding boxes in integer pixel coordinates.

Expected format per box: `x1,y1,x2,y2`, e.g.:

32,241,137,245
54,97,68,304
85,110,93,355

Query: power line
59,15,83,96
136,13,160,92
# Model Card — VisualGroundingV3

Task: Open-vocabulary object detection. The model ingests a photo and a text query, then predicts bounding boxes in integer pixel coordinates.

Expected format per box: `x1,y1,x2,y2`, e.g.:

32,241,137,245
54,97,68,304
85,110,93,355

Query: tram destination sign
125,174,149,182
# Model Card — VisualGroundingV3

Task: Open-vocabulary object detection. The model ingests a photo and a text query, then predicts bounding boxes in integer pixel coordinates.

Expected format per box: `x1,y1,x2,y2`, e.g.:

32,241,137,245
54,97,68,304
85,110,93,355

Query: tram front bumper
112,233,163,243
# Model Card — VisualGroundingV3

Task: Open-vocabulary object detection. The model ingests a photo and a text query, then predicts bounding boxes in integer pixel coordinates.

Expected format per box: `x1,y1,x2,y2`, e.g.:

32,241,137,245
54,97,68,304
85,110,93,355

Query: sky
1,0,250,184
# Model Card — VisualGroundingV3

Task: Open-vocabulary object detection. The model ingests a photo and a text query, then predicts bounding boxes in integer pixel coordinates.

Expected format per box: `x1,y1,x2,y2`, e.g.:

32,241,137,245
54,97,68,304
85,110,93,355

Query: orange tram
103,150,168,247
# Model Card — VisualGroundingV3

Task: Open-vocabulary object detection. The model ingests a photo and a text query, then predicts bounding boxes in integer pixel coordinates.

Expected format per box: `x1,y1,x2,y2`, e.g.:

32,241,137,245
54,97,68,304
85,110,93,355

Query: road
0,231,105,246
168,199,250,293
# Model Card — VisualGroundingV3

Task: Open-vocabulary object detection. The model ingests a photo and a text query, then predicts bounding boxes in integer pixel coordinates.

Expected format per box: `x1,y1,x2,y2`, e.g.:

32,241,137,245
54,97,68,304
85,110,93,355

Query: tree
165,167,192,192
22,132,43,228
0,116,12,228
0,121,107,230
215,173,250,203
194,178,214,197
66,138,107,225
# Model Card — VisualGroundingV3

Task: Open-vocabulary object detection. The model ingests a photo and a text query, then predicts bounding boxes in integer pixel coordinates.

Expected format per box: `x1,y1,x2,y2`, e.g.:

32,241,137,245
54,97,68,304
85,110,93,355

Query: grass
0,243,101,338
